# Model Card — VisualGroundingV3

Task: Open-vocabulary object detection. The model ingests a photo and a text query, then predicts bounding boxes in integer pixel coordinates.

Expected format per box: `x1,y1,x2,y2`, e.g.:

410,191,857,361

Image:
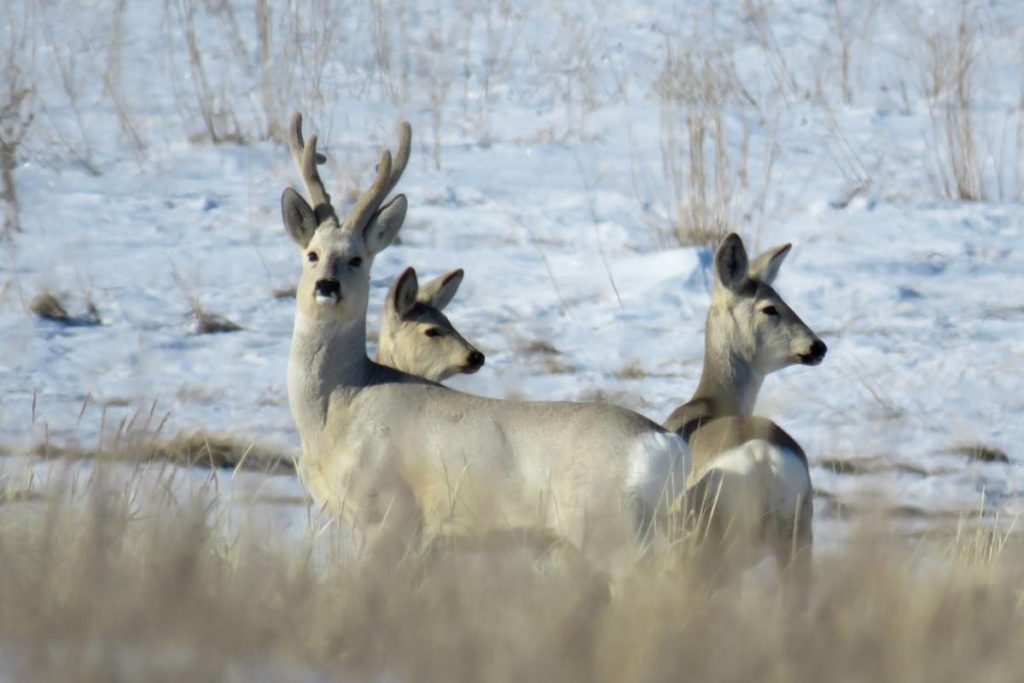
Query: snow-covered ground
1,0,1022,533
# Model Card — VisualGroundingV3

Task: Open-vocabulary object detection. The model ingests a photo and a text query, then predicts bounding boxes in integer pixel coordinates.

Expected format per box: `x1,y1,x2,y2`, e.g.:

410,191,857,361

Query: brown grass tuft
28,290,101,326
272,286,297,299
193,309,242,334
171,269,242,334
29,291,70,322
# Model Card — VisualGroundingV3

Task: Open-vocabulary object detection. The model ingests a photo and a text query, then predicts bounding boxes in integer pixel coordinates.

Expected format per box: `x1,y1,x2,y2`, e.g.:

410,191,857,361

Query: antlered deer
281,113,688,562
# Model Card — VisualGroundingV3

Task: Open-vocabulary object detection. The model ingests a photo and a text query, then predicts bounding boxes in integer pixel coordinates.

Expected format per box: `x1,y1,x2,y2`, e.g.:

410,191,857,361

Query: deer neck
691,337,764,420
288,309,372,433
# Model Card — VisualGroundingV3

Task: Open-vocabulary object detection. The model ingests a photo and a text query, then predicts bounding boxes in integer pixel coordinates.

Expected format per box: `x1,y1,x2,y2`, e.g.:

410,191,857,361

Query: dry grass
27,430,293,475
920,1,985,201
614,361,650,381
272,285,297,300
915,0,1024,202
28,290,102,326
0,467,1023,681
0,4,34,240
171,270,242,334
653,43,755,247
947,442,1010,464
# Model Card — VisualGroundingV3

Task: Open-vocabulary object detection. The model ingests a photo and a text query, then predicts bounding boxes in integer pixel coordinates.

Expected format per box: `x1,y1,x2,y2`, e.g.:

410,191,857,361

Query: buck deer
282,113,688,563
665,233,826,601
377,267,485,382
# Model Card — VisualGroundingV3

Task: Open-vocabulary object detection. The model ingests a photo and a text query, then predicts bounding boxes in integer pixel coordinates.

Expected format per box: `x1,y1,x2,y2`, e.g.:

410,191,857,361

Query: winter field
1,0,1023,679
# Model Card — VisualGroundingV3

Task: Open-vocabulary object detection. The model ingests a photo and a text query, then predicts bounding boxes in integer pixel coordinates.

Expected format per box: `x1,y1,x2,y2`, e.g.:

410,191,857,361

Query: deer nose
798,339,827,366
314,278,341,299
468,351,485,368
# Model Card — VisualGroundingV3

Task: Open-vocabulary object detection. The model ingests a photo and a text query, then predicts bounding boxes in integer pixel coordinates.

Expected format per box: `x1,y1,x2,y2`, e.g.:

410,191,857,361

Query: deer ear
388,267,419,318
714,233,749,293
364,194,407,256
748,243,791,285
418,269,464,311
281,188,318,248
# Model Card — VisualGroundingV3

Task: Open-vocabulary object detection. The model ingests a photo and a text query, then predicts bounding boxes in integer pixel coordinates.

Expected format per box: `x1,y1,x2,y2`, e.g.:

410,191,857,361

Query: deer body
665,234,825,590
290,299,685,551
282,114,687,558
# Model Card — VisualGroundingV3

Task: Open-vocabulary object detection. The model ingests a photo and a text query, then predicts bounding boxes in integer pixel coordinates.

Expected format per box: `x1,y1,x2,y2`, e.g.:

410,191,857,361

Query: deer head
281,113,411,325
379,267,485,382
708,233,827,375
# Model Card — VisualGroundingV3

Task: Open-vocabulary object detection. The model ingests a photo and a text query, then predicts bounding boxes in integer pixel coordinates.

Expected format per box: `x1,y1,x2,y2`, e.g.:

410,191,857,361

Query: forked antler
288,112,335,225
288,113,411,232
344,121,412,232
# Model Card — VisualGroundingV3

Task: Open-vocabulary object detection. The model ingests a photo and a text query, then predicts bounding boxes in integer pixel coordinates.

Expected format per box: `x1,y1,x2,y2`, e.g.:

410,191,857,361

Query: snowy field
1,0,1023,538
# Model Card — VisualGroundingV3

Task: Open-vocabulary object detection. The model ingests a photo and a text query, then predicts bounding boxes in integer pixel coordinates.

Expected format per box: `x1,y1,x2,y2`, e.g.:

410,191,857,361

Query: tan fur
377,269,484,382
665,233,824,602
282,114,689,565
688,416,806,476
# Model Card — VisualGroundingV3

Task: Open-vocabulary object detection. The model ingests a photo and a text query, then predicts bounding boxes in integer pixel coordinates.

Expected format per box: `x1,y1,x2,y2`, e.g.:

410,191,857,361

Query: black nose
314,279,340,299
468,351,485,368
810,339,827,360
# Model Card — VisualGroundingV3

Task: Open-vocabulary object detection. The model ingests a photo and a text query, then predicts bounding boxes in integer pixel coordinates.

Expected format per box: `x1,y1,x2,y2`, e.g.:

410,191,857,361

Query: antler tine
346,150,392,231
287,112,333,222
344,121,411,231
287,112,306,172
383,121,412,198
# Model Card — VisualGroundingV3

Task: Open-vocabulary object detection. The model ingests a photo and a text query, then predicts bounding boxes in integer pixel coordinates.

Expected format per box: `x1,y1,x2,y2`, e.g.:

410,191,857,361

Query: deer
281,112,689,565
664,233,827,604
377,267,485,382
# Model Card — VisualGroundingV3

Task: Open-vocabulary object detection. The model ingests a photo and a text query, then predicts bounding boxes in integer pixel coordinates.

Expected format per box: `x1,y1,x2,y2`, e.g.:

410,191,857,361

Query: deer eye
761,305,779,317
306,251,319,264
424,328,442,338
348,257,362,269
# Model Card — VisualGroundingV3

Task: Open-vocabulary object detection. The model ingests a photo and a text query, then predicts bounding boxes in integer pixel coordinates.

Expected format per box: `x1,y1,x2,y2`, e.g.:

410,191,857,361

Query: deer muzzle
798,339,827,366
314,278,341,305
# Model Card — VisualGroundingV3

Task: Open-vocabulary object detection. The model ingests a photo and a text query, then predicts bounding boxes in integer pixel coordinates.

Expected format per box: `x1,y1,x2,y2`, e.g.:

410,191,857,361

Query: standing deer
377,267,485,382
665,233,826,600
282,113,688,562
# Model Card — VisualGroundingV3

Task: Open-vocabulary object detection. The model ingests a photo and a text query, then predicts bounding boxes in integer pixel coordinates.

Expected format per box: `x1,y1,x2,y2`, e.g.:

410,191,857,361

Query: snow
1,0,1022,534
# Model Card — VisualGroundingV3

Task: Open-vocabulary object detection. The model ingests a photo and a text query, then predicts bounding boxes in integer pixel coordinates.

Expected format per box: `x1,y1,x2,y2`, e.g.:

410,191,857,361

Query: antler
288,112,335,224
344,121,412,231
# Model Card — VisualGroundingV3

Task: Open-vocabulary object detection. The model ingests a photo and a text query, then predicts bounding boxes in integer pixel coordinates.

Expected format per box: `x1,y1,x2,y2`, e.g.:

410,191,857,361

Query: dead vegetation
947,442,1010,464
0,471,1022,681
614,361,649,381
819,455,930,477
915,0,1024,202
172,270,242,334
28,290,102,326
26,430,293,474
652,43,756,247
272,286,297,299
0,5,34,240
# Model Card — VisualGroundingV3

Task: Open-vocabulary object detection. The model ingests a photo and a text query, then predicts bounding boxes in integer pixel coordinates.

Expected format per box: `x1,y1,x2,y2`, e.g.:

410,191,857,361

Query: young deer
377,267,485,382
665,233,826,598
282,113,688,561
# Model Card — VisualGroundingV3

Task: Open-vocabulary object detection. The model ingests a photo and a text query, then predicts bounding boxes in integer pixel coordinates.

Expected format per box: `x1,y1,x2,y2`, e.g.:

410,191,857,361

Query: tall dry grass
0,461,1022,682
916,0,1024,202
652,43,765,248
0,3,34,240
